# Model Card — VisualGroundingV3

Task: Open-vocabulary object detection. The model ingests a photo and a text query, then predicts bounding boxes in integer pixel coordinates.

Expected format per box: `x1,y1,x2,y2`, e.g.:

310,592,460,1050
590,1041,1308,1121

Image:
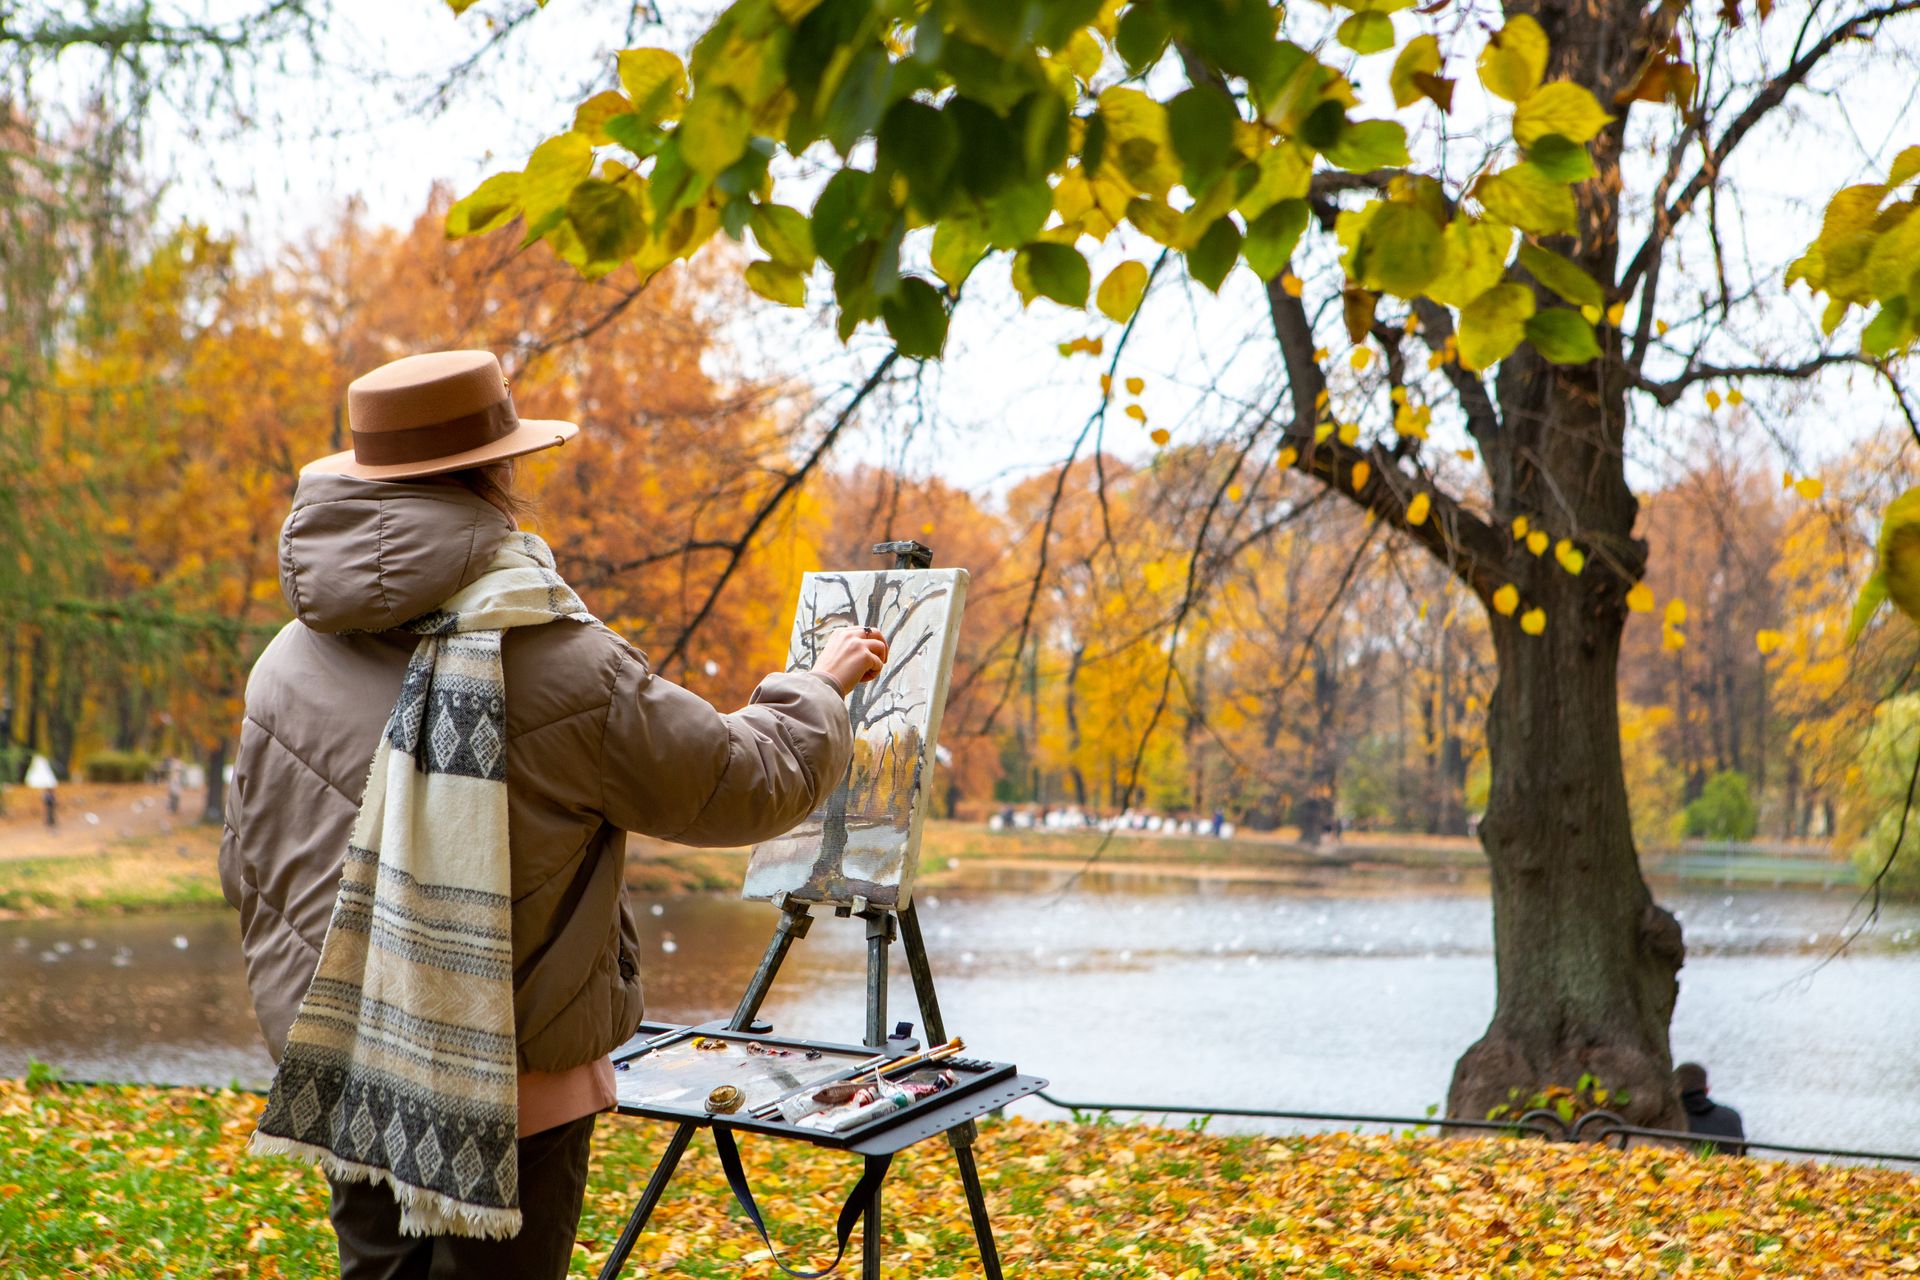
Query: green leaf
446,172,523,238
616,48,688,123
1186,216,1242,292
1426,219,1514,307
881,276,950,358
984,179,1053,249
1457,282,1536,370
1243,199,1308,280
1237,145,1311,220
1478,15,1548,104
748,204,814,268
810,169,874,266
1325,120,1410,172
680,88,751,175
1097,86,1179,199
1167,86,1238,190
1523,308,1602,363
745,260,807,306
1390,35,1443,108
1114,0,1173,72
1891,145,1920,187
878,101,960,206
932,215,990,289
1475,164,1577,236
1862,297,1912,357
1517,243,1603,308
603,114,660,159
1096,259,1151,322
1524,134,1597,183
1513,82,1614,147
1013,242,1091,308
519,133,594,238
1336,11,1396,55
566,179,647,262
1351,201,1444,296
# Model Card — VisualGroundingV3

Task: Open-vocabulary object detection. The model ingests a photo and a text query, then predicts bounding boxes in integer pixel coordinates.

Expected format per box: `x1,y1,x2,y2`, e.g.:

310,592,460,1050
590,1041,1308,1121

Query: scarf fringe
249,1129,524,1240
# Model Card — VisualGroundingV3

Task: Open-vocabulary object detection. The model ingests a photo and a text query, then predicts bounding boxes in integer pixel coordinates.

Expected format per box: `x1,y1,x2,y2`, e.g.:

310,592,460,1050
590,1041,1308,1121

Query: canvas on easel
743,566,968,910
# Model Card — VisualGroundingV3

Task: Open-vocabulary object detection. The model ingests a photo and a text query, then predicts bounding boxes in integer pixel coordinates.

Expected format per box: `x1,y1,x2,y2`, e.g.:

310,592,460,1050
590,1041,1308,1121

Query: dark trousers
329,1114,596,1280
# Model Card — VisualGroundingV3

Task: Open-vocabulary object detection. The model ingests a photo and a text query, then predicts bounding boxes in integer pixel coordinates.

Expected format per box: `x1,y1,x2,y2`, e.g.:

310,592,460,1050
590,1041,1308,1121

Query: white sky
42,0,1920,498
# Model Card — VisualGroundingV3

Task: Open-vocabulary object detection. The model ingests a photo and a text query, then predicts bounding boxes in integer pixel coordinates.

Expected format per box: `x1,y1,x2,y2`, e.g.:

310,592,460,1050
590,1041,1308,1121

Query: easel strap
711,1125,892,1279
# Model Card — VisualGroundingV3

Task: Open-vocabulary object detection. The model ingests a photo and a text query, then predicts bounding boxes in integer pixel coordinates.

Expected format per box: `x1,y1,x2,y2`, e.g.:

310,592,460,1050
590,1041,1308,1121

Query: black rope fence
1032,1090,1920,1167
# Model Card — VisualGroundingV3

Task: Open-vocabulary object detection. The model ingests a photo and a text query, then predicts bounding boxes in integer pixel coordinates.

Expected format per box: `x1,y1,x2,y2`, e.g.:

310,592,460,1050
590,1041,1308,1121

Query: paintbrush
749,1037,966,1121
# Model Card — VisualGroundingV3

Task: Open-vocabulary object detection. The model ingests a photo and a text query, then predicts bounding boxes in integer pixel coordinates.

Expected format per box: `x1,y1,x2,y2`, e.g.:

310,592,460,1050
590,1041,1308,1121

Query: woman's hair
442,460,527,523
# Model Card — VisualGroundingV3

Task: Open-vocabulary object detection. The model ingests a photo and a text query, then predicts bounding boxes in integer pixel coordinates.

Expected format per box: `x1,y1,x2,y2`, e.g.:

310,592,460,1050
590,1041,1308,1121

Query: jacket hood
1681,1089,1715,1116
279,472,514,634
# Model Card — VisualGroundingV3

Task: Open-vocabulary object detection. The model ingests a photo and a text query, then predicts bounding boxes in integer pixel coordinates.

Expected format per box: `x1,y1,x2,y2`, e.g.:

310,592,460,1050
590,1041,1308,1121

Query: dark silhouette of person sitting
1675,1061,1746,1155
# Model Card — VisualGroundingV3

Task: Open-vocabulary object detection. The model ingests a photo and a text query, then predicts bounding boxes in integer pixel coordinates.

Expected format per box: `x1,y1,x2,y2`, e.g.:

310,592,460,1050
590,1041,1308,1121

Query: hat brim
301,419,578,480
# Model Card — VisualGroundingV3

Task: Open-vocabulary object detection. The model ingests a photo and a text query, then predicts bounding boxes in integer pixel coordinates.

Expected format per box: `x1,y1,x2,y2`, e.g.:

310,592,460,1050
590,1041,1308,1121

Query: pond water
2,868,1916,1155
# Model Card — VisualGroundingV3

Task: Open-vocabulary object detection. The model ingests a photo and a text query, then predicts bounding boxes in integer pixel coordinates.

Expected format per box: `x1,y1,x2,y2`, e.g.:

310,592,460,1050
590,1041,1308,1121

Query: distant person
1674,1062,1746,1155
166,758,183,815
42,786,56,829
1211,808,1225,837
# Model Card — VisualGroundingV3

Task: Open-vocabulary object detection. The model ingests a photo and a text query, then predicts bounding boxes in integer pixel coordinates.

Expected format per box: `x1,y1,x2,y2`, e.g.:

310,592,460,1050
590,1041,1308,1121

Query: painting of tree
744,568,969,910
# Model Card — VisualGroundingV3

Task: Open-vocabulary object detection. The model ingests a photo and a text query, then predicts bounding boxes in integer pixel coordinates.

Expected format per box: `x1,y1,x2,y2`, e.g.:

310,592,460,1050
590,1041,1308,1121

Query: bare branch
1618,0,1920,300
1630,352,1873,406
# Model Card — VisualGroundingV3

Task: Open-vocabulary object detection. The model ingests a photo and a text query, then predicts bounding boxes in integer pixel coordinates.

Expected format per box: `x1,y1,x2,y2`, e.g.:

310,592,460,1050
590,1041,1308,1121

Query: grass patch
0,833,227,920
3,1077,1915,1277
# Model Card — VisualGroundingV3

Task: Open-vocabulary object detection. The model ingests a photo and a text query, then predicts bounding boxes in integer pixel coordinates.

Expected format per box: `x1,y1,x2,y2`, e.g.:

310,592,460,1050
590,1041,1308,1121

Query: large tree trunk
1447,343,1685,1129
1448,571,1684,1127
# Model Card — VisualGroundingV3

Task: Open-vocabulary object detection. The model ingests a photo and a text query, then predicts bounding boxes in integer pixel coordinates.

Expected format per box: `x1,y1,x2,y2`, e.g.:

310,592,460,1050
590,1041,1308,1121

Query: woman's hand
813,626,888,695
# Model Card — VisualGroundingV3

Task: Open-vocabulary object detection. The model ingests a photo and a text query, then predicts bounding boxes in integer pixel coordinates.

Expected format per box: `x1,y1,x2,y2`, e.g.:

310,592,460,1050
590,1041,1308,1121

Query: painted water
2,870,1916,1153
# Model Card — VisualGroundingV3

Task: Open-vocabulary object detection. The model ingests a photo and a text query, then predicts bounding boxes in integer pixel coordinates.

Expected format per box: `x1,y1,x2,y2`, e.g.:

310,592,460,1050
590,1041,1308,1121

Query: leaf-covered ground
2,1080,1915,1278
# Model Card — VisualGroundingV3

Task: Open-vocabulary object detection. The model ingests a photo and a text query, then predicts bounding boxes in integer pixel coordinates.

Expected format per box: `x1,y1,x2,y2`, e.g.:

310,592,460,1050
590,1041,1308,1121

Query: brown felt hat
302,350,577,480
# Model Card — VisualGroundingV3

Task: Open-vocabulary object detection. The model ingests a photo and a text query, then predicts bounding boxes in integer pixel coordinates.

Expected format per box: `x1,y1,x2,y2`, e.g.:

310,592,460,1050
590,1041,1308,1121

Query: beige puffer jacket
218,473,851,1073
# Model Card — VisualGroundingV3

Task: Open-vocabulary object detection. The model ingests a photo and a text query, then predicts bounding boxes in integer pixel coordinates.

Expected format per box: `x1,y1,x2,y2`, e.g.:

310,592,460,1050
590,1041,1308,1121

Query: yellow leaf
1407,492,1432,525
1100,373,1113,396
1150,427,1171,446
1277,445,1299,468
1350,460,1371,490
1477,15,1549,104
1512,515,1530,537
1795,476,1824,500
1527,529,1549,555
1520,607,1546,634
1338,422,1360,445
1605,300,1626,326
1756,629,1785,654
1782,469,1796,490
1427,351,1447,370
1626,582,1654,612
1315,422,1335,442
1350,347,1373,369
1125,376,1146,395
1314,347,1330,361
1058,336,1105,357
1727,387,1744,404
1281,272,1304,297
1656,318,1670,335
1125,404,1147,423
1665,598,1687,625
1228,484,1245,501
1663,625,1687,651
1493,583,1520,615
1554,538,1585,574
1705,388,1722,410
1455,447,1475,461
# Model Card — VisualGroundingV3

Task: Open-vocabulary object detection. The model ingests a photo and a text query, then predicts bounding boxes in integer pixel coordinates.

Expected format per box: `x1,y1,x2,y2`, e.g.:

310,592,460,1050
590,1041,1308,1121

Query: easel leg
595,1122,696,1280
899,903,1004,1279
863,1176,884,1280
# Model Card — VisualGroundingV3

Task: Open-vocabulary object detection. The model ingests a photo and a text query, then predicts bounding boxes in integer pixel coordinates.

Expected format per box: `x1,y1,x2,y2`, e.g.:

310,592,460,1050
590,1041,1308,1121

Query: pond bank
0,809,1866,921
3,1077,1913,1278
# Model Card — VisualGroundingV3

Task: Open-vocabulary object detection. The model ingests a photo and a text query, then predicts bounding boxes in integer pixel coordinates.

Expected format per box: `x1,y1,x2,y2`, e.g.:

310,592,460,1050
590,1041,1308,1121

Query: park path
0,782,210,861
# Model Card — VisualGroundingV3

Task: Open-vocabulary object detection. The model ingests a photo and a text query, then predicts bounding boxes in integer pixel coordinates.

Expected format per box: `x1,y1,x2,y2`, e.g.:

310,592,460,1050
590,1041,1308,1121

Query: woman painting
219,350,885,1277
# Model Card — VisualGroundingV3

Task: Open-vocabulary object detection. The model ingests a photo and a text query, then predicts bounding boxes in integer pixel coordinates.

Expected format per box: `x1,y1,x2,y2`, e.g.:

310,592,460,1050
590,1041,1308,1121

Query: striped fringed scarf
251,531,595,1238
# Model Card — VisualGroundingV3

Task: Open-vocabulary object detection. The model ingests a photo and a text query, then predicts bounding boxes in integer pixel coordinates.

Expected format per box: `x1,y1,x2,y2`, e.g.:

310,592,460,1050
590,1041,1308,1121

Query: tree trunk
1447,352,1685,1129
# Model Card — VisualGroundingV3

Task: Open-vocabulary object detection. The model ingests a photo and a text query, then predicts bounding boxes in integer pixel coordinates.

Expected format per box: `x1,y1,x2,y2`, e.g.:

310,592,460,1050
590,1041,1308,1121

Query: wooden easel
595,542,1005,1280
